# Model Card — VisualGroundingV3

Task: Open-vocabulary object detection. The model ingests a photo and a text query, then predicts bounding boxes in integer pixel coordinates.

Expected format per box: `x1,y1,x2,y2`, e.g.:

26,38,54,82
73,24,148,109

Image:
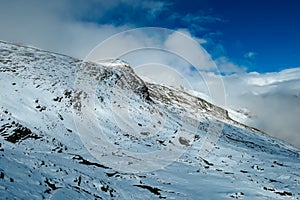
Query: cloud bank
223,69,300,148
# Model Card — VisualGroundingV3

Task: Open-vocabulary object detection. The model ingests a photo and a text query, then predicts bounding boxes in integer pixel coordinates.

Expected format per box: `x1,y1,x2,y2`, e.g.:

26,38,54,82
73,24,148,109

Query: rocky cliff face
0,41,299,199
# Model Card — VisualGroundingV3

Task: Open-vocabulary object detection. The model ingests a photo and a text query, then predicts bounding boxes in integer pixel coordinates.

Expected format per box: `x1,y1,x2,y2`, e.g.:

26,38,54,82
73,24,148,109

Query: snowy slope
0,41,300,199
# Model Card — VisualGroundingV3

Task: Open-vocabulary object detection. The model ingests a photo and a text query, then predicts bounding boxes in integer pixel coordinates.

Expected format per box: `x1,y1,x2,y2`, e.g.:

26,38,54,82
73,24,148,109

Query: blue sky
175,0,300,73
162,0,300,72
64,0,300,73
199,0,300,73
1,0,299,73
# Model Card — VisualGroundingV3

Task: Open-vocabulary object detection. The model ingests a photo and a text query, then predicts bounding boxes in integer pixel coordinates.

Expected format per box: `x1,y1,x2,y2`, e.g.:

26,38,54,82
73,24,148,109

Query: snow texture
0,41,299,199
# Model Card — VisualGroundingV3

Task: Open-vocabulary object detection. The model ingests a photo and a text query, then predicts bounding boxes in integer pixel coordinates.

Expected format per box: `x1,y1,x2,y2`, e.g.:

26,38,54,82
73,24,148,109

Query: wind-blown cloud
219,68,300,148
0,0,170,59
215,57,247,74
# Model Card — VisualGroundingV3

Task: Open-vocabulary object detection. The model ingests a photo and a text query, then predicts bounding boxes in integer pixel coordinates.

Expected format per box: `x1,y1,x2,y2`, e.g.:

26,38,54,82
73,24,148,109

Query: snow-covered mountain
0,40,299,199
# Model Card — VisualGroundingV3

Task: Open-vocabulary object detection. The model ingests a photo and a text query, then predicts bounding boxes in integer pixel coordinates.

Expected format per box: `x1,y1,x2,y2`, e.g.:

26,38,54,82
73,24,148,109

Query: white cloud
223,68,300,148
164,29,216,71
244,51,257,59
0,0,168,59
0,1,116,58
84,27,217,75
215,57,247,74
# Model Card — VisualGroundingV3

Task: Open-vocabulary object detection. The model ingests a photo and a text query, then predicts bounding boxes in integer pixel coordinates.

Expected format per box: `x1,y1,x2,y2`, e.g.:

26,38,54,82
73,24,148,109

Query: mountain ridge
0,40,268,137
0,40,299,199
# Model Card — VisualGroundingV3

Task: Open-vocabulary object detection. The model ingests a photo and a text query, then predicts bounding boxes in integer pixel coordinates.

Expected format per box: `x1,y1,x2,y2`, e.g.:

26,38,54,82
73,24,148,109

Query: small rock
179,137,190,146
0,172,4,179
